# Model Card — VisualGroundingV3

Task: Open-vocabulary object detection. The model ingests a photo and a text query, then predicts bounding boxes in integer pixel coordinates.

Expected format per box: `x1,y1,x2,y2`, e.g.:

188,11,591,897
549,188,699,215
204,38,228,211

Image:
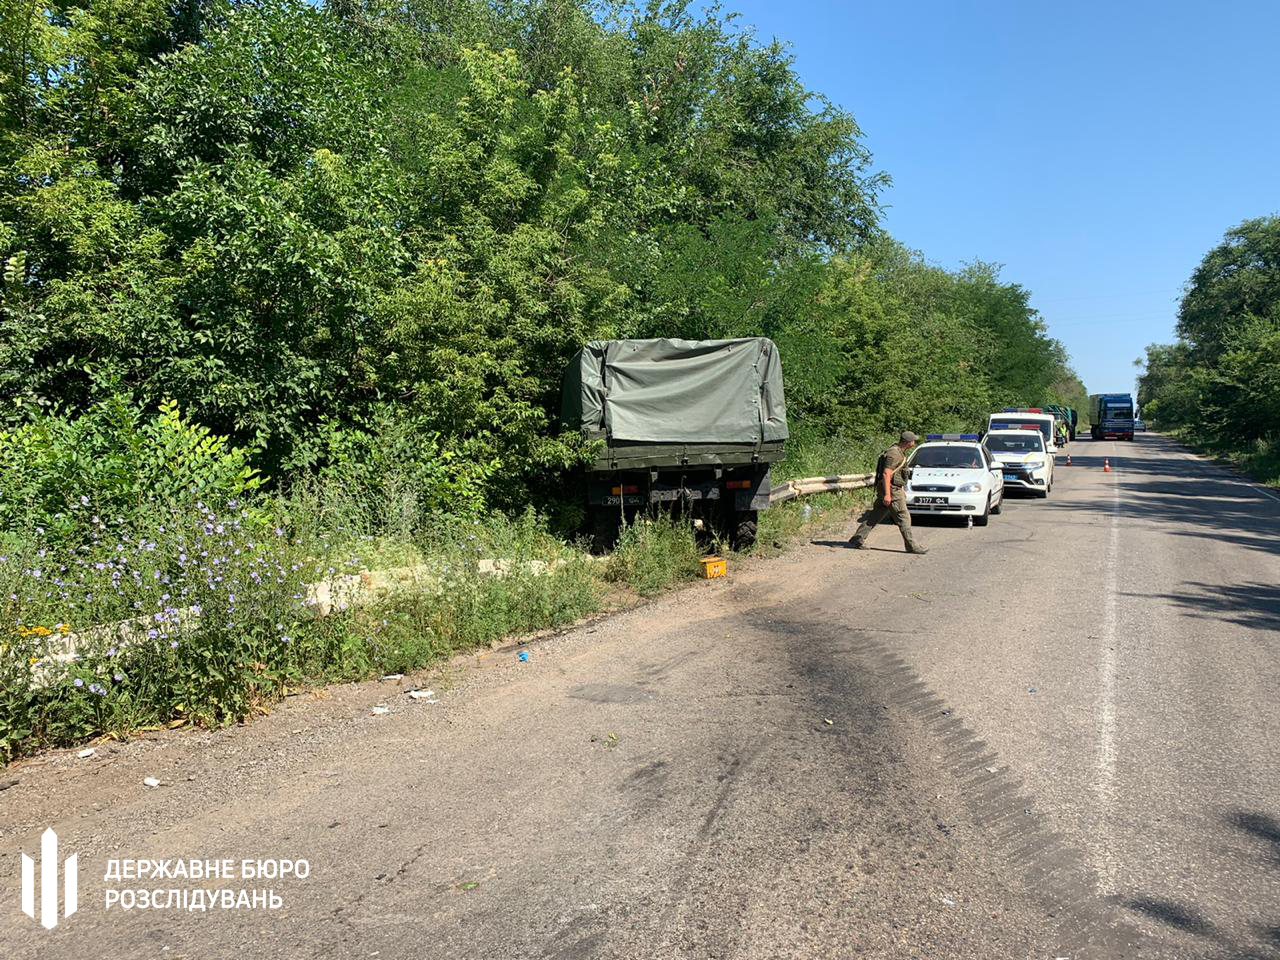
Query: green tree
1177,215,1280,359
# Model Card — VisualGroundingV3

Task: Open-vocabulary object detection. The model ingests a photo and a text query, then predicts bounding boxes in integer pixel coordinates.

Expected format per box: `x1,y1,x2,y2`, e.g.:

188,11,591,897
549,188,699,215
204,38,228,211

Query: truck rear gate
563,337,788,552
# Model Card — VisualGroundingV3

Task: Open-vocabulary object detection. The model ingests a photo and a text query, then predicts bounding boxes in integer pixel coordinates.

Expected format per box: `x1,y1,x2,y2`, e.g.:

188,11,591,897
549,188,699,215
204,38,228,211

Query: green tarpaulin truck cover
562,338,788,444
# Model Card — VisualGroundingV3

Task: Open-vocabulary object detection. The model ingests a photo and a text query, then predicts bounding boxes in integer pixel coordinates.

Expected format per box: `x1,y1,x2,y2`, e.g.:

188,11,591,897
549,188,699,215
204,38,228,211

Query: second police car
983,424,1054,497
905,434,1005,526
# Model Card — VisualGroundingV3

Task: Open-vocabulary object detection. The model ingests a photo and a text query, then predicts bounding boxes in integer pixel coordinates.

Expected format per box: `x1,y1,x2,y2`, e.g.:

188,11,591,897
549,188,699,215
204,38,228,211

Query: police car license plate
914,496,948,505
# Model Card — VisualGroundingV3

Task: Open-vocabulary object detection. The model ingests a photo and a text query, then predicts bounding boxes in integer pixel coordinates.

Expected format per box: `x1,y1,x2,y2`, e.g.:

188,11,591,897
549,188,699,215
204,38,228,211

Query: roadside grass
1164,429,1280,489
346,552,603,677
0,447,882,763
605,517,704,596
753,487,874,556
773,432,886,481
0,506,601,762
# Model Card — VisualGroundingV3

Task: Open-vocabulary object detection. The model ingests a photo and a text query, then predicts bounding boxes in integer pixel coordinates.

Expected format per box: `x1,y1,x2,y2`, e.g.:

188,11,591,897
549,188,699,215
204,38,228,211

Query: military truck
1044,404,1078,441
561,338,788,552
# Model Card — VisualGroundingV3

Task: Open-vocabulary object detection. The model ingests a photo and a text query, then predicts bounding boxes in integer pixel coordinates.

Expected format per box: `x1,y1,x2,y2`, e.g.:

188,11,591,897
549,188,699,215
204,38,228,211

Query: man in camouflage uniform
849,431,929,554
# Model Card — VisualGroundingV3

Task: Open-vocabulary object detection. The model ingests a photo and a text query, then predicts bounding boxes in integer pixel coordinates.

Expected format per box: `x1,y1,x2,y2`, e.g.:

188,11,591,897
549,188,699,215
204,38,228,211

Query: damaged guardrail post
769,473,874,505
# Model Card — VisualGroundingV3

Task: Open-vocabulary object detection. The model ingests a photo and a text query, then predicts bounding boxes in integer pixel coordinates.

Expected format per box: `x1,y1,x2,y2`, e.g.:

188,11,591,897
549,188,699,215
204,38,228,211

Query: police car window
911,446,983,468
985,433,1043,452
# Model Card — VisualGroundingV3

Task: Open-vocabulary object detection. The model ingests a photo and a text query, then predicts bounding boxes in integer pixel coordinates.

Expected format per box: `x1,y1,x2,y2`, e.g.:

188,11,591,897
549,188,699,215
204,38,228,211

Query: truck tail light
610,485,640,495
725,480,752,490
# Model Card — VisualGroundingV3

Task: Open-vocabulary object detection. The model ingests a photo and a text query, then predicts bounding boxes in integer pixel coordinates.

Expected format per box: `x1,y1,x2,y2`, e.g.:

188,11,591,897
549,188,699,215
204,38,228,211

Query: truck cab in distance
1089,393,1135,441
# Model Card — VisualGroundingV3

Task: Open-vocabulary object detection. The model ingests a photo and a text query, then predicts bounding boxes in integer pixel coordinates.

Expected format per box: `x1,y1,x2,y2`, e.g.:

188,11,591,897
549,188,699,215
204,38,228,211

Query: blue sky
709,1,1280,396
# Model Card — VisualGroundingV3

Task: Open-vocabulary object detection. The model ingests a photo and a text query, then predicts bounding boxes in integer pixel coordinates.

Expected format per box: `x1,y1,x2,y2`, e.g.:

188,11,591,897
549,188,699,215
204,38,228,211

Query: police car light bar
989,423,1040,430
925,434,981,441
1001,407,1043,414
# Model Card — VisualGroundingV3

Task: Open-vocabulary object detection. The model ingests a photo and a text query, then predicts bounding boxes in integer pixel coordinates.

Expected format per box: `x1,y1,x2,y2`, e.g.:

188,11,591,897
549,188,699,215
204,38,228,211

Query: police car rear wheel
991,492,1003,515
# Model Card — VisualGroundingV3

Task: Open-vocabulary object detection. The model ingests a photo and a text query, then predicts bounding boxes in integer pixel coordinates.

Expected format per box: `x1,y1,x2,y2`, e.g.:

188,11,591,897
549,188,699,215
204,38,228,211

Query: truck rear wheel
730,512,758,550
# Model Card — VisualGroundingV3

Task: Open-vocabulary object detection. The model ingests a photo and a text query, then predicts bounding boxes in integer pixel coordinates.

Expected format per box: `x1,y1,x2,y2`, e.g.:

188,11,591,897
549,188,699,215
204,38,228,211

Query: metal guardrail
769,473,874,504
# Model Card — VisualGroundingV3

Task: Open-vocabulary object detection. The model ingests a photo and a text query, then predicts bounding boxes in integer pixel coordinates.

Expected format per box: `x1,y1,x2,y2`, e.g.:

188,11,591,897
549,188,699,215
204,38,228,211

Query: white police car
905,435,1005,526
983,425,1054,497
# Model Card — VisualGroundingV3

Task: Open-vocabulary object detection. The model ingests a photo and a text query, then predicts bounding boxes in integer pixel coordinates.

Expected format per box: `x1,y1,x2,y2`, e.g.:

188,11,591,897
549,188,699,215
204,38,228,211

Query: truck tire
730,511,758,550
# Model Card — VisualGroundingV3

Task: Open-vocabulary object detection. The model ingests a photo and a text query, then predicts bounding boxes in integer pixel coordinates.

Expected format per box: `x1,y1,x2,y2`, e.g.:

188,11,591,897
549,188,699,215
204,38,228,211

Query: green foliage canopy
1138,215,1280,476
1,0,1087,526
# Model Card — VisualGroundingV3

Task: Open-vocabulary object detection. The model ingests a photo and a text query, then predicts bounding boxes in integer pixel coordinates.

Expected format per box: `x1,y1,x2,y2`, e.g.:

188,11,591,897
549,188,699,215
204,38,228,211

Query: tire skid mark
757,610,1151,958
854,629,1149,958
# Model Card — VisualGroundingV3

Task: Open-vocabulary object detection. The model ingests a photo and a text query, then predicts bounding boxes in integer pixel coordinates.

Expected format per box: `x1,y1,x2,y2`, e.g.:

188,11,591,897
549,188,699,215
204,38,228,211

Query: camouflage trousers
852,491,919,549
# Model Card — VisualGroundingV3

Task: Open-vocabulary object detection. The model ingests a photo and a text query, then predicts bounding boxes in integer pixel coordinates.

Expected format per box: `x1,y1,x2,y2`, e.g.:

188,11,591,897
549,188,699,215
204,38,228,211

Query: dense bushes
1,0,1082,517
0,398,261,545
1138,216,1280,482
1,0,885,503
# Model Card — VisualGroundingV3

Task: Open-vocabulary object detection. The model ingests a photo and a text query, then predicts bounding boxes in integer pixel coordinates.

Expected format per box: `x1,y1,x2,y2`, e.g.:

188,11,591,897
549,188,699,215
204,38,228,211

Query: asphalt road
2,433,1278,959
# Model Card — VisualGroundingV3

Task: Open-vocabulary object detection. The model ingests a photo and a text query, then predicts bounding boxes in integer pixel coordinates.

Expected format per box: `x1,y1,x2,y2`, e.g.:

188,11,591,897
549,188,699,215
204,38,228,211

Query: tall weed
605,518,703,596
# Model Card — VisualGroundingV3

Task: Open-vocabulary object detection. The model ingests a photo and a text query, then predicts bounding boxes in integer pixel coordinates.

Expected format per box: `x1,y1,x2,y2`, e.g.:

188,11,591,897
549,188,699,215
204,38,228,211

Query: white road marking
1095,466,1121,895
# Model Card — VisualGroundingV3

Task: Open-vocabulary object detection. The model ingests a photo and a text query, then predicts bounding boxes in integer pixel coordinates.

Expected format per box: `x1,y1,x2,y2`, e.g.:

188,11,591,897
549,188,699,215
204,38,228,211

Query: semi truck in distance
561,338,787,552
1089,393,1136,441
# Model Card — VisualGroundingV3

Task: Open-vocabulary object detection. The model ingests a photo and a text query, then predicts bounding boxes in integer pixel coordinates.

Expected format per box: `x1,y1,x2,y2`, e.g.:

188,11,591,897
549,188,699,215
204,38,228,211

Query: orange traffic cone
1103,458,1111,472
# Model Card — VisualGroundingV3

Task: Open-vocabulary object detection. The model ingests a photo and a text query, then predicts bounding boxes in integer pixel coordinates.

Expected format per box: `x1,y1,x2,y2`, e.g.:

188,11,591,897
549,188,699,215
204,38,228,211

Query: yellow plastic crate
700,555,727,579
